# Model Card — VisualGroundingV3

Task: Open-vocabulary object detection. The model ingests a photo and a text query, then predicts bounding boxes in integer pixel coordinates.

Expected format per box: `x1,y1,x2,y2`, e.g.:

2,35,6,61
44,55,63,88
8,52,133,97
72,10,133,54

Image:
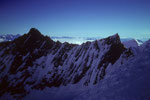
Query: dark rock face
6,28,55,74
0,29,132,99
97,35,126,79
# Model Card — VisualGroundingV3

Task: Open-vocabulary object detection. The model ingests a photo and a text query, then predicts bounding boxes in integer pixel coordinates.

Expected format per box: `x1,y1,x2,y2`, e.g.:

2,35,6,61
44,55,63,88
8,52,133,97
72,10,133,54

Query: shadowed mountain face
0,28,132,99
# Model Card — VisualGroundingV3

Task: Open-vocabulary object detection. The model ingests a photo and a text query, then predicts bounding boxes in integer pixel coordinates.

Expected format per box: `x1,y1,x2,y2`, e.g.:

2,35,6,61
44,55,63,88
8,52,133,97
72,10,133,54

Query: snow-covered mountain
0,34,20,42
0,28,150,100
122,39,143,48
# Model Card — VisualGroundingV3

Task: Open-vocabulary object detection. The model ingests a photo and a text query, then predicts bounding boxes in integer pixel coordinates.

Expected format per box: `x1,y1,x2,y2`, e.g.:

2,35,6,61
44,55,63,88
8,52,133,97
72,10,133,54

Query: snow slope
23,39,150,100
75,39,150,100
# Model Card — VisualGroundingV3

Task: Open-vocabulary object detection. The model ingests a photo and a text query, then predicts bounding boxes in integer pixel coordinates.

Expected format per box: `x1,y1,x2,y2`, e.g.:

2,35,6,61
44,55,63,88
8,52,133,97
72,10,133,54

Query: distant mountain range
0,28,150,100
51,36,147,45
0,34,20,42
0,33,146,45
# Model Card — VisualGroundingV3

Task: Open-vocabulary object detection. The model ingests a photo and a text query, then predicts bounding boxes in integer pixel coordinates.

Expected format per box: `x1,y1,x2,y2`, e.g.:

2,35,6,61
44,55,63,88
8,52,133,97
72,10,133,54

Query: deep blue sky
0,0,150,39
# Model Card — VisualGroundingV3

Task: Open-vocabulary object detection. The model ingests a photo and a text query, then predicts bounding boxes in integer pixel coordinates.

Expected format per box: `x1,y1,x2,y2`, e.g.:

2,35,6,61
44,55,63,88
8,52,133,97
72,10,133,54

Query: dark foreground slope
0,28,135,99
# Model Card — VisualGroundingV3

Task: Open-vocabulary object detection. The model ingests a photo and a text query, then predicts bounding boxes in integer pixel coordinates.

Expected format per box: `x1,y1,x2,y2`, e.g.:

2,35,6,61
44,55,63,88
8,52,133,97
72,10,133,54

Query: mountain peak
102,33,121,45
25,28,46,42
109,33,119,40
28,28,42,36
12,28,54,52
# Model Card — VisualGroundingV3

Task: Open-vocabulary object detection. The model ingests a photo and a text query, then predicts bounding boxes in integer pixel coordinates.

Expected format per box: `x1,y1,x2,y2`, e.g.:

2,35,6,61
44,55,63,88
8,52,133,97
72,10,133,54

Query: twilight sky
0,0,150,39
